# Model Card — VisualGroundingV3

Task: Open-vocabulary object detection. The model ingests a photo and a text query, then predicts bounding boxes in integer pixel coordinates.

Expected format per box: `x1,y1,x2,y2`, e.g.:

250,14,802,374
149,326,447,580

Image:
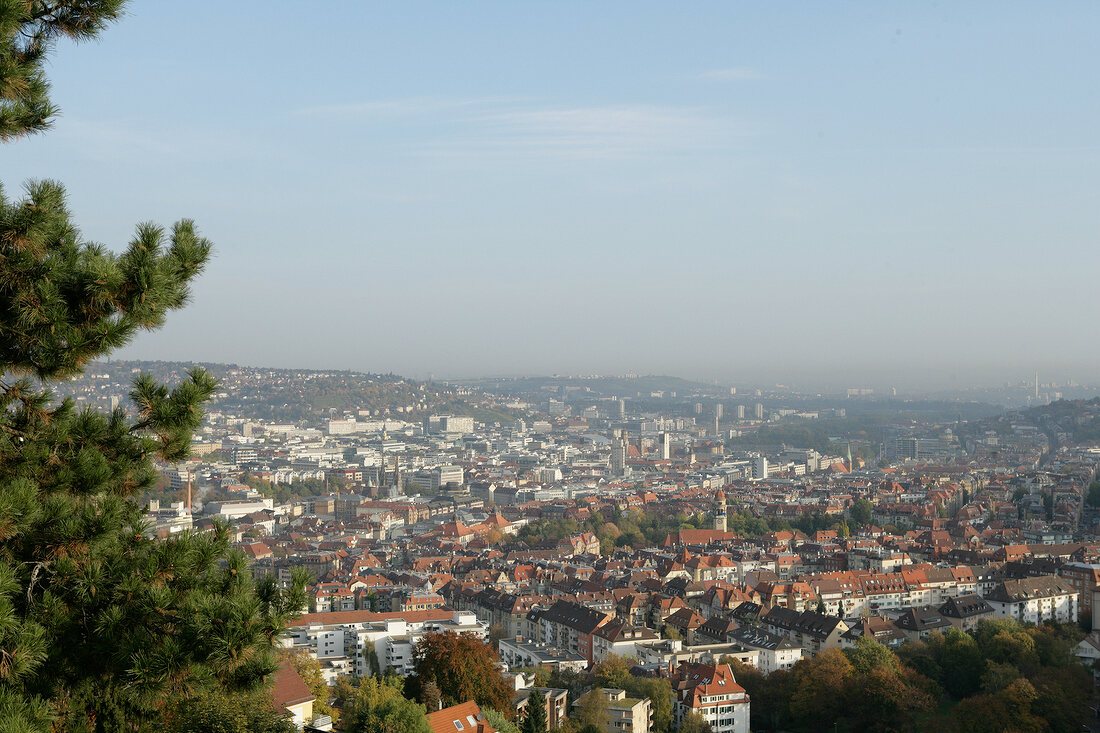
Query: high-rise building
751,454,768,479
694,403,703,415
715,403,723,419
736,405,746,420
659,432,671,460
618,398,626,418
896,437,919,461
754,403,764,420
610,431,627,476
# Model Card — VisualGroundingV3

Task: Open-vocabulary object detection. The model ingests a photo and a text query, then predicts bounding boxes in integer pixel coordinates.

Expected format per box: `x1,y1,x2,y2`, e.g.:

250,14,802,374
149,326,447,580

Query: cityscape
75,359,1100,732
4,2,1100,733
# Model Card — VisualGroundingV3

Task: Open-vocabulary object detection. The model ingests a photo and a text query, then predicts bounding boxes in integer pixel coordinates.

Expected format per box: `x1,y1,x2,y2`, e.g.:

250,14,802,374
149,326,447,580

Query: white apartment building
984,577,1079,624
284,609,487,682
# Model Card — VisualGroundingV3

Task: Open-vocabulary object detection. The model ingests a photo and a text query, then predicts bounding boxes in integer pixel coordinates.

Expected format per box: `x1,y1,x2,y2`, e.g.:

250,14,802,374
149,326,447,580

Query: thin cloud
295,96,525,118
294,96,745,160
698,67,762,82
463,104,724,157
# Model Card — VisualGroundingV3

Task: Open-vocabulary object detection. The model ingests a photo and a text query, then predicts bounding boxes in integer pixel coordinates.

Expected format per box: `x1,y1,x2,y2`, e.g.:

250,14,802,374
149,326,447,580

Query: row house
527,600,611,664
591,620,660,662
449,587,550,639
755,581,817,611
984,576,1079,624
762,607,849,657
839,616,907,649
1058,562,1100,619
936,594,995,631
692,584,760,617
725,626,802,674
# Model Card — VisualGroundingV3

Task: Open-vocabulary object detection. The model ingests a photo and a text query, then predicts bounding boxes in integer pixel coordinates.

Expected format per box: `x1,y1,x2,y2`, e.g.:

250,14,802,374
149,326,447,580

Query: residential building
672,663,750,733
984,576,1079,624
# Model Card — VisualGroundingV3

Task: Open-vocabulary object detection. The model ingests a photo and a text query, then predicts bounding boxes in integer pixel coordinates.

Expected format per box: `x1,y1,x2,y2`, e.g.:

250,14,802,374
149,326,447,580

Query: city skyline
5,2,1100,387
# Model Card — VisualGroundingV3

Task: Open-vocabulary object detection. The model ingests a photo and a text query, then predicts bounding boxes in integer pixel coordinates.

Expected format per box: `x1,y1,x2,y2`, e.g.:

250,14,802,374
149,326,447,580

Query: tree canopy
341,676,430,733
0,2,307,729
408,631,514,714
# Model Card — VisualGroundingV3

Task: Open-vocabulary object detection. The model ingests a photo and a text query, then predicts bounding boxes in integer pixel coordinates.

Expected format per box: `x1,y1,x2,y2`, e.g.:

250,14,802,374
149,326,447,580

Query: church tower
714,489,727,532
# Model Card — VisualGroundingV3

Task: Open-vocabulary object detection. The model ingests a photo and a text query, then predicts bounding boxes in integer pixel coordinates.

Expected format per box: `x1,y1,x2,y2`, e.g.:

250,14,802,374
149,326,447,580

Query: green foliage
417,678,441,713
166,688,296,733
590,655,632,689
844,636,900,675
848,497,873,526
282,648,335,721
725,510,771,537
749,642,934,732
574,690,609,731
678,711,713,733
1087,480,1100,507
932,627,986,698
484,708,521,733
623,676,673,733
520,692,546,733
518,517,580,546
546,667,587,708
576,656,673,733
0,0,126,142
0,4,308,729
342,675,430,733
893,619,1091,733
243,475,343,505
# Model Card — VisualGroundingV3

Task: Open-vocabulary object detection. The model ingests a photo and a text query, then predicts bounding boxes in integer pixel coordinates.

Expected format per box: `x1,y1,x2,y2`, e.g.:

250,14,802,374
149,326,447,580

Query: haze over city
6,2,1100,389
11,3,1100,731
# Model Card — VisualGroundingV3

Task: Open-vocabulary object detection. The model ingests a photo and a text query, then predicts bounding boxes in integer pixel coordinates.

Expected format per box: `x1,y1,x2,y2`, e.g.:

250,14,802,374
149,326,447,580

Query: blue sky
5,2,1100,388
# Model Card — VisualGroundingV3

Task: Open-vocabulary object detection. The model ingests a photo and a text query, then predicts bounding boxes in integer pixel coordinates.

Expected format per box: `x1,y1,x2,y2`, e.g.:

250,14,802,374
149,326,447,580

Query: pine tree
1,3,307,730
521,691,547,733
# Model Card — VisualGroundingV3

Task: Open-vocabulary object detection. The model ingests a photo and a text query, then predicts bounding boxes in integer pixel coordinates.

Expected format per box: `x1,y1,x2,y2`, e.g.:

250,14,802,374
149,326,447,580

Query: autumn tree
408,631,513,713
678,711,713,733
787,648,854,727
591,654,633,689
843,641,935,731
282,648,335,722
953,678,1045,733
574,689,610,732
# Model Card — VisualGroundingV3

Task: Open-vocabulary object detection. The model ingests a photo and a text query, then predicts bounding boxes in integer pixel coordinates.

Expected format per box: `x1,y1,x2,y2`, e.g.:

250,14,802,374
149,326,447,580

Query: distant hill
72,360,520,425
999,398,1100,444
458,374,725,398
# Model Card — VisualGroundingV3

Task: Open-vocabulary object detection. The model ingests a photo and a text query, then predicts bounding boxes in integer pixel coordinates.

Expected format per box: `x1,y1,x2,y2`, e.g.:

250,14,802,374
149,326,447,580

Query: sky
5,2,1100,390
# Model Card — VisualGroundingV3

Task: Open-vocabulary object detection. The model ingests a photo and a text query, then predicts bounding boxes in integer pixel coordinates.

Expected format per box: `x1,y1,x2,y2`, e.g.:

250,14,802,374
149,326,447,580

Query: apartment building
672,663,750,733
984,576,1079,624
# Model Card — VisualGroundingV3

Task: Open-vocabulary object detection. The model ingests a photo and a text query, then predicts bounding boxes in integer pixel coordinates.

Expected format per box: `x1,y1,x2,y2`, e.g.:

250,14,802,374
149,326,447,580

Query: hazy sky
5,2,1100,389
